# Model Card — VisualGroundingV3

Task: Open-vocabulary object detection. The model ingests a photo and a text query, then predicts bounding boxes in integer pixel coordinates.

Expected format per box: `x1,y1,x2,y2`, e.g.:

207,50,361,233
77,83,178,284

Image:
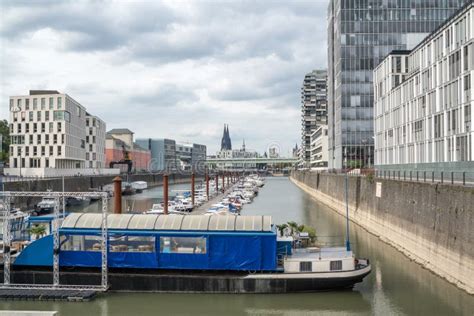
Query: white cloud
0,0,329,155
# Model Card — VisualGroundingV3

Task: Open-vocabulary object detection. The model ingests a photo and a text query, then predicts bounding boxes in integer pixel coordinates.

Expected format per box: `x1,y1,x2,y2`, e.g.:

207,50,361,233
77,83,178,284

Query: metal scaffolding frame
0,191,109,291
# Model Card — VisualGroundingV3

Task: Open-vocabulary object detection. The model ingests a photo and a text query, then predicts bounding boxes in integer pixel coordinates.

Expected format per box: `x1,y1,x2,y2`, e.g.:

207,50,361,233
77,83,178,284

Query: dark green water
1,177,473,315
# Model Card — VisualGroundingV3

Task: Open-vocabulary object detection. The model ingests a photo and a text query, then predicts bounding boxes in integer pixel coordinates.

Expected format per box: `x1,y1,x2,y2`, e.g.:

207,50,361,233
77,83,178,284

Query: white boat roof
61,213,273,232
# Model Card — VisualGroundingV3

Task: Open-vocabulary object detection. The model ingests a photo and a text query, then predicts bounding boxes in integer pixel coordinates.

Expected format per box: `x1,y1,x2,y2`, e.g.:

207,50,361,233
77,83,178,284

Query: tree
0,119,10,162
276,223,288,237
286,221,299,236
29,225,47,239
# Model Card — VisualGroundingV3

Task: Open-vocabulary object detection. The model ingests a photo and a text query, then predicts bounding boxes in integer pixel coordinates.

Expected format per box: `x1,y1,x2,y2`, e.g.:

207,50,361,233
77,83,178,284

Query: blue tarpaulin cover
14,231,277,271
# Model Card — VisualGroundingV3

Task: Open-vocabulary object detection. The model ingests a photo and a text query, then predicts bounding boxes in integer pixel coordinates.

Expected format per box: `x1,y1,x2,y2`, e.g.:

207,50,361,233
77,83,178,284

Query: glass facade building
327,0,469,169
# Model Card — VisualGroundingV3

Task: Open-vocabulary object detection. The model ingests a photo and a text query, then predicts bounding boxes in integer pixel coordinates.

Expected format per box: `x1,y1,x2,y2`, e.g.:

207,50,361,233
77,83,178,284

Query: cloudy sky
0,0,329,155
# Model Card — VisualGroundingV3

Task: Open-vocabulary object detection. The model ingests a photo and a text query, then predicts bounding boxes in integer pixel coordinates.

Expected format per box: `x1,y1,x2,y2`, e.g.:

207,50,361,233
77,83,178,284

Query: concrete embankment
4,173,199,209
290,171,474,294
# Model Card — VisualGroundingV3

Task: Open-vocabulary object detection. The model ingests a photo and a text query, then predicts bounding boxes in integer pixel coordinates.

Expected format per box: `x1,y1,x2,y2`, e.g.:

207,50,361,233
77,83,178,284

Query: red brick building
105,129,151,172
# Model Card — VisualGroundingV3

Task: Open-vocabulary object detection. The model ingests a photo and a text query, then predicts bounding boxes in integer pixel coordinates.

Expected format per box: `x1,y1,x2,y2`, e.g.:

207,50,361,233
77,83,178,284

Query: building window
159,237,207,254
29,112,33,121
109,235,155,253
33,98,37,110
57,122,62,132
37,111,41,121
49,122,53,133
45,111,49,121
17,99,22,110
58,146,62,156
33,123,37,133
41,123,45,133
61,235,102,252
330,260,343,271
25,99,29,110
33,146,37,156
57,97,62,109
41,98,45,110
45,134,49,144
300,261,312,272
49,146,53,155
49,97,54,109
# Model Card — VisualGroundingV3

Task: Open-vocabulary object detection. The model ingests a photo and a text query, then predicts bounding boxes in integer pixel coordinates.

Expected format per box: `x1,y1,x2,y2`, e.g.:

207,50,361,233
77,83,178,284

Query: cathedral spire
220,124,232,151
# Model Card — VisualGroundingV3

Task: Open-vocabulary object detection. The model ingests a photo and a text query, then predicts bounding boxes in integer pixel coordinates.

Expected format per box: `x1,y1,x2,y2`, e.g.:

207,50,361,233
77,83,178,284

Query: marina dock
0,287,98,302
193,187,235,214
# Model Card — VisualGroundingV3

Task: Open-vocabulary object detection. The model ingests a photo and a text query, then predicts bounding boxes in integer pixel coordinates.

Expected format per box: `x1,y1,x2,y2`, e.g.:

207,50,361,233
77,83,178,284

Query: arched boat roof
61,213,273,232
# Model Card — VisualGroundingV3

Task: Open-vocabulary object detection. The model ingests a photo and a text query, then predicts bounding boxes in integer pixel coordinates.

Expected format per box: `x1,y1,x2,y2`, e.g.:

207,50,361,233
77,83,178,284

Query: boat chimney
113,176,122,214
163,174,169,215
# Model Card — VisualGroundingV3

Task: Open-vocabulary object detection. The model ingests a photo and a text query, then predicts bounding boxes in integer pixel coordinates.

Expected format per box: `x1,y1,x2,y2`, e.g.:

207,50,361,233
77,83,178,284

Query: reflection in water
1,177,473,316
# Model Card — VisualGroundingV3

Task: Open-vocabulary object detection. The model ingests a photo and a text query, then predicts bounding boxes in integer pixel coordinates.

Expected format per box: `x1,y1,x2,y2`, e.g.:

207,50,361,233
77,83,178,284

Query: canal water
1,177,473,315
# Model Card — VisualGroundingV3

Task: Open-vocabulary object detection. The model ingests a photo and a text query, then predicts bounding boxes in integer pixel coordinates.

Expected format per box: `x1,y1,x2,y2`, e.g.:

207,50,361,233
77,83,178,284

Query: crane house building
374,3,473,172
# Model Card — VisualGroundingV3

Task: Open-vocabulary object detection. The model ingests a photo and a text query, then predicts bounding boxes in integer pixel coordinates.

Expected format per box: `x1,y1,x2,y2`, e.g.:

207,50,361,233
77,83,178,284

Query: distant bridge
205,157,298,168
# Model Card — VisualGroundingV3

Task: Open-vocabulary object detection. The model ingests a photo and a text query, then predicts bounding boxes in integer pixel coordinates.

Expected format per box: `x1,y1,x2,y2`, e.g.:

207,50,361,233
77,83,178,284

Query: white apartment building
374,3,473,171
7,90,114,177
309,125,328,170
85,113,106,168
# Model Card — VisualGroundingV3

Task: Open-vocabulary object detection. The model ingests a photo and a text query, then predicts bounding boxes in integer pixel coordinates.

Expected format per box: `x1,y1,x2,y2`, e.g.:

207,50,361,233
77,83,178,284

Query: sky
0,0,329,156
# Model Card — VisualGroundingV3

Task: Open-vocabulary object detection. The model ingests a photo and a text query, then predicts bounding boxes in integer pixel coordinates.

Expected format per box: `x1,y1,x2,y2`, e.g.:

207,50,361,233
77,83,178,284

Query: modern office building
327,0,469,169
310,125,329,169
6,90,114,177
300,70,327,166
85,113,106,168
136,138,206,172
374,2,473,171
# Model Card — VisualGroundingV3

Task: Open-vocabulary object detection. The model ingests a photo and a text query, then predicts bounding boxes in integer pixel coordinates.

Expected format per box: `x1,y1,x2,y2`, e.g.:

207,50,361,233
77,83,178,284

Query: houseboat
12,213,371,293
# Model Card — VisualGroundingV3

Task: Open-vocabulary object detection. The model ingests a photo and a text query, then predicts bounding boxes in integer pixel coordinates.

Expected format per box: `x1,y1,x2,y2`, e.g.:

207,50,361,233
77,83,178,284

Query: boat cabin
14,213,277,271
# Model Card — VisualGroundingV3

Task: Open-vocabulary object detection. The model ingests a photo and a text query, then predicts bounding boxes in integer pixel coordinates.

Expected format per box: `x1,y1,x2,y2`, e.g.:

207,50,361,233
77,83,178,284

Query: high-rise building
6,90,111,177
300,70,327,166
327,0,469,169
374,2,473,172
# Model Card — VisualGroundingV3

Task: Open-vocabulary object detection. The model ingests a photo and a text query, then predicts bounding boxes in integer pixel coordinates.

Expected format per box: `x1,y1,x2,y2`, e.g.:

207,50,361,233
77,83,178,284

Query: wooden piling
163,174,169,215
113,176,122,214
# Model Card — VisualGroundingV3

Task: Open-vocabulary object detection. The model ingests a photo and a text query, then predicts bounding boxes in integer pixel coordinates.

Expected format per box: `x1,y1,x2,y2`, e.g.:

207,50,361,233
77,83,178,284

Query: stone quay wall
290,170,474,294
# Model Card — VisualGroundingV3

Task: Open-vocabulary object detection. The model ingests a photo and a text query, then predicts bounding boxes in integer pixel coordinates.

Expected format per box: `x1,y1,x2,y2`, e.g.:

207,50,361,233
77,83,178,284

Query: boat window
160,236,207,254
61,235,102,252
330,260,343,271
300,261,312,272
109,235,155,253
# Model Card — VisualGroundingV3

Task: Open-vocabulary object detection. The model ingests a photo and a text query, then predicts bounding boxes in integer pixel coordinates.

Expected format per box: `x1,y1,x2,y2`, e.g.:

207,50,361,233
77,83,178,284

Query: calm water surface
1,177,473,315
